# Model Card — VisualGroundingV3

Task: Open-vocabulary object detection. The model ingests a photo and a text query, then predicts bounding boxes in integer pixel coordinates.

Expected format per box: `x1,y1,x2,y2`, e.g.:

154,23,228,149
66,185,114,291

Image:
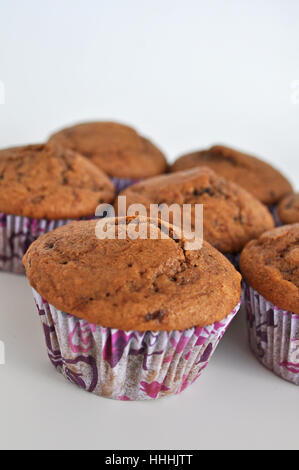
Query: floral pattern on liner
111,177,141,194
33,289,240,401
0,213,73,274
244,283,299,385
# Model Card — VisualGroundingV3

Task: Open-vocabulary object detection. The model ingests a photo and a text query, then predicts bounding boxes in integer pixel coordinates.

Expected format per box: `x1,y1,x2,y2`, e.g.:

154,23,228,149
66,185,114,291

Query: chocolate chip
145,310,166,322
194,187,214,197
45,241,54,250
16,161,24,170
31,195,45,204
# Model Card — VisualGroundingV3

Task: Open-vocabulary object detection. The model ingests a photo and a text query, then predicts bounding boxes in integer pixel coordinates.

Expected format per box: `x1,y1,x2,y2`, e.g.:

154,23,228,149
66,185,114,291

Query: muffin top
0,144,115,220
240,224,299,313
171,145,293,205
278,193,299,225
23,217,241,331
118,168,274,254
49,121,167,179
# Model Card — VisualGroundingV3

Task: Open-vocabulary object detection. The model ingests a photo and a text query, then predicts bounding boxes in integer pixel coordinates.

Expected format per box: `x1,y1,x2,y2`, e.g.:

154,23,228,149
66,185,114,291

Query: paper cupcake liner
111,177,142,194
244,282,299,385
268,204,281,226
0,213,73,274
33,289,240,401
224,252,240,271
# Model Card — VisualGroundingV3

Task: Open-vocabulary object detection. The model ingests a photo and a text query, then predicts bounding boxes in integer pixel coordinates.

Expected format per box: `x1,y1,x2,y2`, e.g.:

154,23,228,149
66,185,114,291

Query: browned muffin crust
118,168,274,254
23,217,241,331
240,224,299,313
171,145,293,205
49,122,167,179
0,144,115,220
278,193,299,225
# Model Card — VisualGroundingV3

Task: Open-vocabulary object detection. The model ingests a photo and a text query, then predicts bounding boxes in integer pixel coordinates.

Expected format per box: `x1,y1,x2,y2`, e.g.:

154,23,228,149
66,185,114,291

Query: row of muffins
0,120,296,274
0,120,298,399
22,218,299,399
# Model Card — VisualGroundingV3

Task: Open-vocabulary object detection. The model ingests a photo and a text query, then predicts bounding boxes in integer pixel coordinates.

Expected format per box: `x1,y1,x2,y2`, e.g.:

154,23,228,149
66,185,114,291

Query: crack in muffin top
0,144,115,219
118,167,274,254
171,145,293,205
49,121,167,179
23,217,241,331
240,224,299,313
278,193,299,225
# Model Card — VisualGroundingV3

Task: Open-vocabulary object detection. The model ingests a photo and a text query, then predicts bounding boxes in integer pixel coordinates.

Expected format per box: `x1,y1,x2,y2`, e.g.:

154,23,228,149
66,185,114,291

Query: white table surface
0,272,298,451
0,0,299,450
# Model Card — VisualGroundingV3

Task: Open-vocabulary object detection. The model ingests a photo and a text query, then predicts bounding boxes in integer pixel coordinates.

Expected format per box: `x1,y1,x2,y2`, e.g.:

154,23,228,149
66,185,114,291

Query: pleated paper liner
244,282,299,385
267,204,281,227
0,213,73,274
111,177,142,194
224,252,240,271
33,289,241,400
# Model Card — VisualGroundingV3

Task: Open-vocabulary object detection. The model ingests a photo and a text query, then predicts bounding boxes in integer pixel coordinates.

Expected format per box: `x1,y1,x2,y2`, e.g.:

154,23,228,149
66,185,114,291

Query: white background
0,0,298,450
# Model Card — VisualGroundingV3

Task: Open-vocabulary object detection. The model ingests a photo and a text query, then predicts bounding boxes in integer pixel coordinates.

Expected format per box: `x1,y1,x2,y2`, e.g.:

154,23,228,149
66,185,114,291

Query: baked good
171,145,293,205
23,217,241,399
240,224,299,385
118,167,274,257
0,143,115,273
49,122,167,191
278,193,299,225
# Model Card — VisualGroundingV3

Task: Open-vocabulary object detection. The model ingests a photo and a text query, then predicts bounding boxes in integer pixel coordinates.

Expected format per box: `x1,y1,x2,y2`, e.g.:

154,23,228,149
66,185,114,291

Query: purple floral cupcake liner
244,282,299,385
267,204,281,227
33,289,240,401
224,253,240,271
0,213,73,274
111,177,142,194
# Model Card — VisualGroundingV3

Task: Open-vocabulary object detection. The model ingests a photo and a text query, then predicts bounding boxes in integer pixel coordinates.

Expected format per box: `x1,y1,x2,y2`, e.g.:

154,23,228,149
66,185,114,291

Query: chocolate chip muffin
240,224,299,385
118,168,274,267
278,193,299,225
23,217,241,400
0,143,115,273
49,121,167,192
171,145,293,206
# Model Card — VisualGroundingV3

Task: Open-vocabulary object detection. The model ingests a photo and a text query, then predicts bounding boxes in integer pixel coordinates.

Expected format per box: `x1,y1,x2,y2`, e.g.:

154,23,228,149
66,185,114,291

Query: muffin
23,217,241,400
49,121,167,193
117,168,274,269
171,145,293,209
277,193,299,225
0,143,115,273
240,224,299,385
